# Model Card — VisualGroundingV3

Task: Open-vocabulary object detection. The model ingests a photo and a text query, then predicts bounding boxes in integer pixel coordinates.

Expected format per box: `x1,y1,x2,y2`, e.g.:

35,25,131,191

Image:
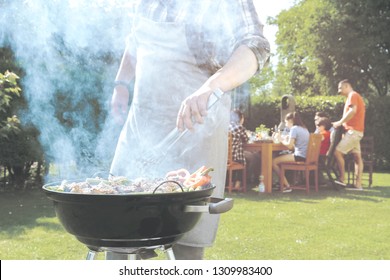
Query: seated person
229,109,261,188
315,117,332,184
272,112,310,192
275,126,292,155
316,117,332,159
314,111,334,134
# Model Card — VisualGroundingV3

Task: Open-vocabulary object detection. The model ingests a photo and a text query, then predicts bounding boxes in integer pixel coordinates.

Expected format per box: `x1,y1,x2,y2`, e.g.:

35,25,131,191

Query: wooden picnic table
243,141,289,193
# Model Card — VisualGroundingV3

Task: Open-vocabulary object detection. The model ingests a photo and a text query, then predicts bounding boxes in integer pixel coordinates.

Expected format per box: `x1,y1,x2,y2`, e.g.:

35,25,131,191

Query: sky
254,0,296,56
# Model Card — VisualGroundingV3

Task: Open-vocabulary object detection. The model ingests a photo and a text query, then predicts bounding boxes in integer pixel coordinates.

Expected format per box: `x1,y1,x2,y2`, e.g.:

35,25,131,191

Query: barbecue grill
42,180,233,260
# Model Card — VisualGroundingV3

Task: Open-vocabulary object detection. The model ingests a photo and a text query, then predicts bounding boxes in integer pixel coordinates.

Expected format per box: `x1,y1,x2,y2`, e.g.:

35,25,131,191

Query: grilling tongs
140,88,224,169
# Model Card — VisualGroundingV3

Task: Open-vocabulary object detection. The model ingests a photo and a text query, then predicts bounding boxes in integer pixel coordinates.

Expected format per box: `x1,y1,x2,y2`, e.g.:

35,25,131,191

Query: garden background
0,0,389,260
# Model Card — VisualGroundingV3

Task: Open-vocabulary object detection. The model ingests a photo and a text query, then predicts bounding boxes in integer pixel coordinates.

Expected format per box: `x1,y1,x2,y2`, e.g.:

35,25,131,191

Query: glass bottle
272,125,280,143
258,175,265,193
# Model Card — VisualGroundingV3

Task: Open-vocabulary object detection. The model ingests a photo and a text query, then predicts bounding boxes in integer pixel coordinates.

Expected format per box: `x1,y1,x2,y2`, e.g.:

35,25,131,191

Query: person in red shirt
314,117,331,185
333,79,366,189
316,117,332,157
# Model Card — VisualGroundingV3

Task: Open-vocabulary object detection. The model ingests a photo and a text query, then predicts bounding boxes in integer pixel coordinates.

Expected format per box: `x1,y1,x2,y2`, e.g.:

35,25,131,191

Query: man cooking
109,0,270,259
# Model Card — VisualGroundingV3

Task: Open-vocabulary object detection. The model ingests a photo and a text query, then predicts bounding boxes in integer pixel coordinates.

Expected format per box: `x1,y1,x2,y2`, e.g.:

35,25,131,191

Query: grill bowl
43,180,216,250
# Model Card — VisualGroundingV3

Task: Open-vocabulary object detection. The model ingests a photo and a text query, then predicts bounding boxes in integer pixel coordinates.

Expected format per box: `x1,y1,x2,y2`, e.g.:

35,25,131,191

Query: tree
0,70,20,138
273,0,390,96
272,0,332,97
0,1,136,180
0,49,45,187
315,0,390,96
249,64,275,97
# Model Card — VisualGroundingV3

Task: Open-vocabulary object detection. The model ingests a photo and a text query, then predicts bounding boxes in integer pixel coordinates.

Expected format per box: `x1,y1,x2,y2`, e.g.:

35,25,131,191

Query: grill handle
184,197,233,214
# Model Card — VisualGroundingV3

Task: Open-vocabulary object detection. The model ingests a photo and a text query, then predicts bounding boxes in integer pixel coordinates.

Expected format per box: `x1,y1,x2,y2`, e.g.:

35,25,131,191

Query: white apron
110,16,231,247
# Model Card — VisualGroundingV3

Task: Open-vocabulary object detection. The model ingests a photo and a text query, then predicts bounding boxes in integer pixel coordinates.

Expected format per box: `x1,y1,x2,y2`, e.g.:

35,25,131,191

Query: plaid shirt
128,0,270,73
229,122,249,164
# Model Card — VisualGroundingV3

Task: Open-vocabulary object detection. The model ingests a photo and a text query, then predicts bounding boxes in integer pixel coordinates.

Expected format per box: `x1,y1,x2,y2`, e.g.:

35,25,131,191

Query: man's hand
332,120,343,128
333,106,356,128
176,89,212,131
111,86,130,125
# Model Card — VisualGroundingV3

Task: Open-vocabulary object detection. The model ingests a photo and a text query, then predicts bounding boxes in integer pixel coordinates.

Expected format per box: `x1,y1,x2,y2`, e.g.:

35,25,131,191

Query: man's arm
177,45,259,131
333,105,357,128
111,47,136,124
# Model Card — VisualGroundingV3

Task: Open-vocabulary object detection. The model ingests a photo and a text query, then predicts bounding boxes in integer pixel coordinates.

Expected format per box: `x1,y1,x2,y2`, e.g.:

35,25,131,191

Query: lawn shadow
335,186,390,202
227,184,390,204
0,188,59,237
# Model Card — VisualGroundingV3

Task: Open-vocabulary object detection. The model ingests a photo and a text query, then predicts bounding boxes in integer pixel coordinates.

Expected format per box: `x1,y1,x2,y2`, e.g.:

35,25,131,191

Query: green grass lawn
1,173,390,260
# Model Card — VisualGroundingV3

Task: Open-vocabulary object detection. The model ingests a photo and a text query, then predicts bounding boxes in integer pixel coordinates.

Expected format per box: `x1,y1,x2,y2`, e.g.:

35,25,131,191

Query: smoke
0,0,134,180
0,0,265,181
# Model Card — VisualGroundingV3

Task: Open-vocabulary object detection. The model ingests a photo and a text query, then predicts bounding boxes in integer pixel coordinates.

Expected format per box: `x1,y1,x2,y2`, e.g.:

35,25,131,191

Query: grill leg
105,252,129,260
165,247,176,260
86,250,98,260
92,246,175,260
